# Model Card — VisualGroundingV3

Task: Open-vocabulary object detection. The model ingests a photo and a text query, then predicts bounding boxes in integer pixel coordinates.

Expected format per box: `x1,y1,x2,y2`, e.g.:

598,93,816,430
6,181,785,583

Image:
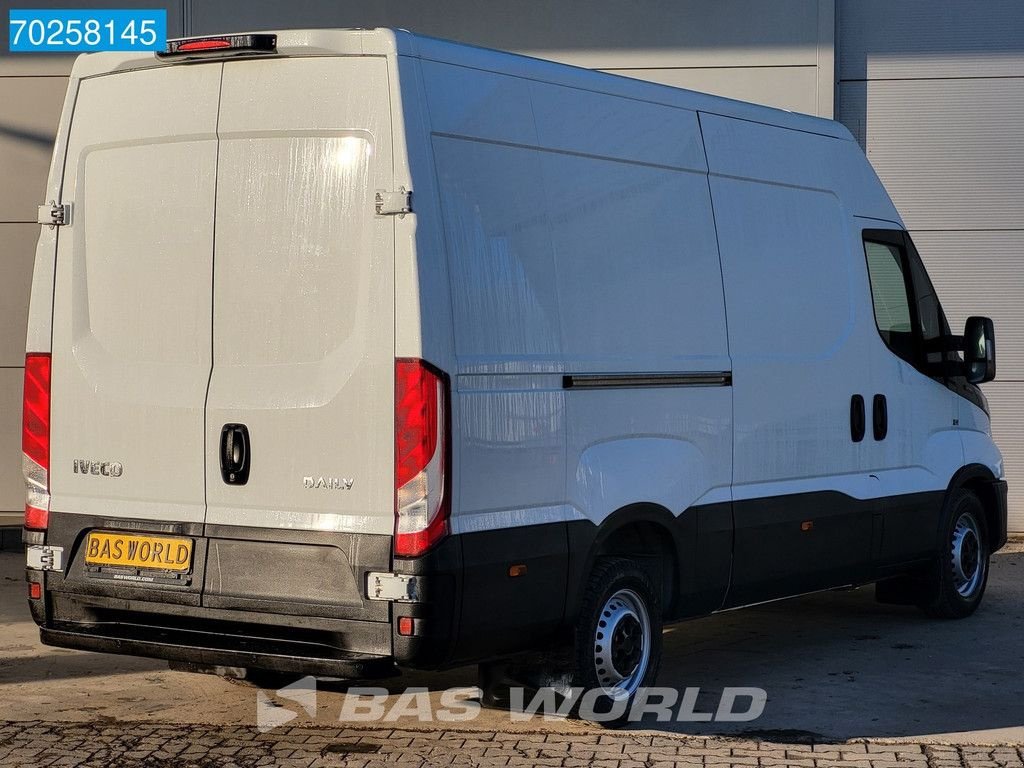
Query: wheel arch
946,463,1004,552
565,502,683,623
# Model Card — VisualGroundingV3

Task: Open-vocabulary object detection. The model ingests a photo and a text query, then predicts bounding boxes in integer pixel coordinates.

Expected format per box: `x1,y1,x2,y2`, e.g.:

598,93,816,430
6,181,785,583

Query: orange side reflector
801,520,814,532
508,564,528,578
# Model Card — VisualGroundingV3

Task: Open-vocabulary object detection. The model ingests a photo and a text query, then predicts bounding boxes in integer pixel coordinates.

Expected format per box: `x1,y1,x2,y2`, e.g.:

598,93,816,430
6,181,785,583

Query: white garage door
837,0,1024,530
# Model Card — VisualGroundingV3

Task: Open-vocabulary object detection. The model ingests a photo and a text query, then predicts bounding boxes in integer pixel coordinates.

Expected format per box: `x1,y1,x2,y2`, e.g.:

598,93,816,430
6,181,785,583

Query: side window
906,239,952,371
863,232,951,381
864,240,916,366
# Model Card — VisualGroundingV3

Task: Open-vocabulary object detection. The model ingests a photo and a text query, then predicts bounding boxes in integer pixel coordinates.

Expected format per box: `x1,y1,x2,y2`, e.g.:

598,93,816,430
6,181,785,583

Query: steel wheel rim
951,511,985,598
592,588,651,700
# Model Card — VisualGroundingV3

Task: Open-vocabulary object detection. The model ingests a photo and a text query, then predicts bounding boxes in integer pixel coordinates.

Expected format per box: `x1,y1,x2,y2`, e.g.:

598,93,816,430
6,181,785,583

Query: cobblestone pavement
2,721,1024,768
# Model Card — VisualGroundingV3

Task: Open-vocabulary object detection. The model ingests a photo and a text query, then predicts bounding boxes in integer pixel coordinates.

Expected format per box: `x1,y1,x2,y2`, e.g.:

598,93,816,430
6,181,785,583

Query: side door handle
850,394,865,443
873,394,888,441
220,423,251,485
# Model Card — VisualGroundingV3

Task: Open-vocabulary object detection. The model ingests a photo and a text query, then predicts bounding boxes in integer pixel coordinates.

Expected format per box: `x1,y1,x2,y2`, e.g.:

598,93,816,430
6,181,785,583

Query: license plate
85,532,193,572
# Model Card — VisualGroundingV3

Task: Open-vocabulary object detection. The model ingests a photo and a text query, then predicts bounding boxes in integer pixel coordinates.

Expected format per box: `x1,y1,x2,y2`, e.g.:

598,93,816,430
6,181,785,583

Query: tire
921,488,990,619
571,557,662,725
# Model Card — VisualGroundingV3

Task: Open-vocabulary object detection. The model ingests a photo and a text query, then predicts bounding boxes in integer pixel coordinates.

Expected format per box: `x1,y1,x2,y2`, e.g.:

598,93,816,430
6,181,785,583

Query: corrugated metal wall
6,1,1018,530
186,0,835,116
0,0,833,527
837,0,1024,529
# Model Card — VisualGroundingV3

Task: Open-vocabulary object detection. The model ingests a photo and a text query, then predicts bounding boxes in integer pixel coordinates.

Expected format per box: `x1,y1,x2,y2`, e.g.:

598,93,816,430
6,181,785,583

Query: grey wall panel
838,79,1024,231
603,66,821,115
187,0,827,69
185,0,834,114
984,382,1024,532
839,0,1024,80
0,368,22,517
0,0,834,528
912,231,1024,382
0,224,38,367
0,77,67,221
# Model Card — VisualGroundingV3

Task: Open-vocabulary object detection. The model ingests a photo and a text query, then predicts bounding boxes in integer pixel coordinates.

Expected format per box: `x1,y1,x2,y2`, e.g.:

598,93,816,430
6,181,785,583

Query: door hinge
375,188,412,217
26,544,64,572
37,200,70,228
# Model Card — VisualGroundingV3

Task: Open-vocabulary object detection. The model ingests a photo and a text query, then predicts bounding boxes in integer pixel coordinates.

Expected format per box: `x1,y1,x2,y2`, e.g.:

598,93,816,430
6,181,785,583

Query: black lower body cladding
33,512,457,676
30,480,1008,676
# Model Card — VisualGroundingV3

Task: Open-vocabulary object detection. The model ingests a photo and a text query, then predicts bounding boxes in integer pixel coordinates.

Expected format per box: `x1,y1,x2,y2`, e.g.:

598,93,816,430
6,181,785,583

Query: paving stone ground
1,721,1022,768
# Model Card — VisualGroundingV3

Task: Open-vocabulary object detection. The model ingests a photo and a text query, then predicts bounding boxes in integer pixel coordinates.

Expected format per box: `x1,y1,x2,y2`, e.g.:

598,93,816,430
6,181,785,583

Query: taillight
394,359,450,557
22,353,51,531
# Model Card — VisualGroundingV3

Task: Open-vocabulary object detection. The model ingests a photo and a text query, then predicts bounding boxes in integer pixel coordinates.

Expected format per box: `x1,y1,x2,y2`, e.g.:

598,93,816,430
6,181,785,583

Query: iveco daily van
24,29,1007,709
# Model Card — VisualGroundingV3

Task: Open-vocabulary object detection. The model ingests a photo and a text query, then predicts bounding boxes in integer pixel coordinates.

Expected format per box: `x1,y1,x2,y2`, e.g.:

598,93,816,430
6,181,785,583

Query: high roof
71,27,852,141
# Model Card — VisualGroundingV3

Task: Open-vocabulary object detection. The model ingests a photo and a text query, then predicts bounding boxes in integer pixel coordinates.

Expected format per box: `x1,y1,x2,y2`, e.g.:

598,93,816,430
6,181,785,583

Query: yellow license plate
85,532,193,572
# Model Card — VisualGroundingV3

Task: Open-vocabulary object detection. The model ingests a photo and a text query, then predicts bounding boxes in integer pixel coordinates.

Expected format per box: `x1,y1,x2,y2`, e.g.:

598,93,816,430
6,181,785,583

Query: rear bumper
41,621,396,678
29,512,464,675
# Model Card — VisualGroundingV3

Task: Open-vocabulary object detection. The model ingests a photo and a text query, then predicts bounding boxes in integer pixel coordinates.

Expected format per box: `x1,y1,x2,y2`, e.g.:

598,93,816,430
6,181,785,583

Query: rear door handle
220,423,251,485
850,394,865,443
873,394,888,441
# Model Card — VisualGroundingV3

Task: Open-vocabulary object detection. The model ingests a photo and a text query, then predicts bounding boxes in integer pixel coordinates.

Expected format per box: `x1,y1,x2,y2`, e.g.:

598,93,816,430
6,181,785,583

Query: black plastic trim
41,624,394,678
850,394,865,442
872,394,888,441
563,372,732,390
34,483,972,674
993,480,1009,552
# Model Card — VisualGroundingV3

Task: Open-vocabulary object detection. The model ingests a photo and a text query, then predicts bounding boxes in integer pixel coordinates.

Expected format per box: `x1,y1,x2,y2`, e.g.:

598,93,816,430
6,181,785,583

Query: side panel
703,115,882,603
49,64,222,524
424,59,733,651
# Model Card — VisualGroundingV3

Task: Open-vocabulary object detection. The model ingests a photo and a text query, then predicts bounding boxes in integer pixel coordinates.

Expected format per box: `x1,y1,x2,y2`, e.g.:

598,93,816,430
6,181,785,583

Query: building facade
0,0,1020,530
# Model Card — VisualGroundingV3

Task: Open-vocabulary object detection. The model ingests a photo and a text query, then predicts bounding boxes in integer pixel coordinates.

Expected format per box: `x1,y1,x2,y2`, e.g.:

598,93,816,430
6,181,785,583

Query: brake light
158,34,277,58
178,39,231,51
394,359,450,557
22,353,51,531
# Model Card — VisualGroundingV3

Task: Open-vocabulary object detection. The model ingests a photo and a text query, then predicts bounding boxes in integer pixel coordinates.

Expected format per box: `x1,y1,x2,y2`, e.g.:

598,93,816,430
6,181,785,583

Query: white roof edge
403,31,849,140
68,26,851,141
69,28,406,78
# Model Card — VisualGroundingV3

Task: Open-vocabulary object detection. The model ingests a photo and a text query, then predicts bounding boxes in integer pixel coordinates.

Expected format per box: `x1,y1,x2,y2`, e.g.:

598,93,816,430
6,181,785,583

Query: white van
24,29,1006,708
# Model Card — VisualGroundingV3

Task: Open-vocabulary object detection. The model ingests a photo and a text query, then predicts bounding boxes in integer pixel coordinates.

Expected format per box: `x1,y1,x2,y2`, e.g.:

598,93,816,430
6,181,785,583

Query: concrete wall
0,0,833,526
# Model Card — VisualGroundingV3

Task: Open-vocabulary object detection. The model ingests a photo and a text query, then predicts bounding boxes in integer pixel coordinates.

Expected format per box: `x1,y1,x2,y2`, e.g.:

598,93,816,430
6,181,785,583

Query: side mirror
964,316,996,384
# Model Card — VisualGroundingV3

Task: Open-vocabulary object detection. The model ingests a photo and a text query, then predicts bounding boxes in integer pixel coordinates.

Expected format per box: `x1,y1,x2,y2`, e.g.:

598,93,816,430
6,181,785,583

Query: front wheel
922,488,990,619
572,557,662,723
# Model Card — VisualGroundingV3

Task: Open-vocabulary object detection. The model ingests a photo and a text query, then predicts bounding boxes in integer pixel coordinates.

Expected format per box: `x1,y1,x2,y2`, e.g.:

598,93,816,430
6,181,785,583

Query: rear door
49,64,221,527
202,58,395,617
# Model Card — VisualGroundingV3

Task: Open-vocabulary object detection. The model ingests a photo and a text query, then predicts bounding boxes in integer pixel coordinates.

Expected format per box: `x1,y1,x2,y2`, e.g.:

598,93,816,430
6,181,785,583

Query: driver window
906,238,952,375
863,232,952,382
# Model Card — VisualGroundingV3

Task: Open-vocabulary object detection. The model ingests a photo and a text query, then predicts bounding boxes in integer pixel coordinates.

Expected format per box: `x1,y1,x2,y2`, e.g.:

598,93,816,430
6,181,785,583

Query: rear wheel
571,558,662,723
921,489,990,619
